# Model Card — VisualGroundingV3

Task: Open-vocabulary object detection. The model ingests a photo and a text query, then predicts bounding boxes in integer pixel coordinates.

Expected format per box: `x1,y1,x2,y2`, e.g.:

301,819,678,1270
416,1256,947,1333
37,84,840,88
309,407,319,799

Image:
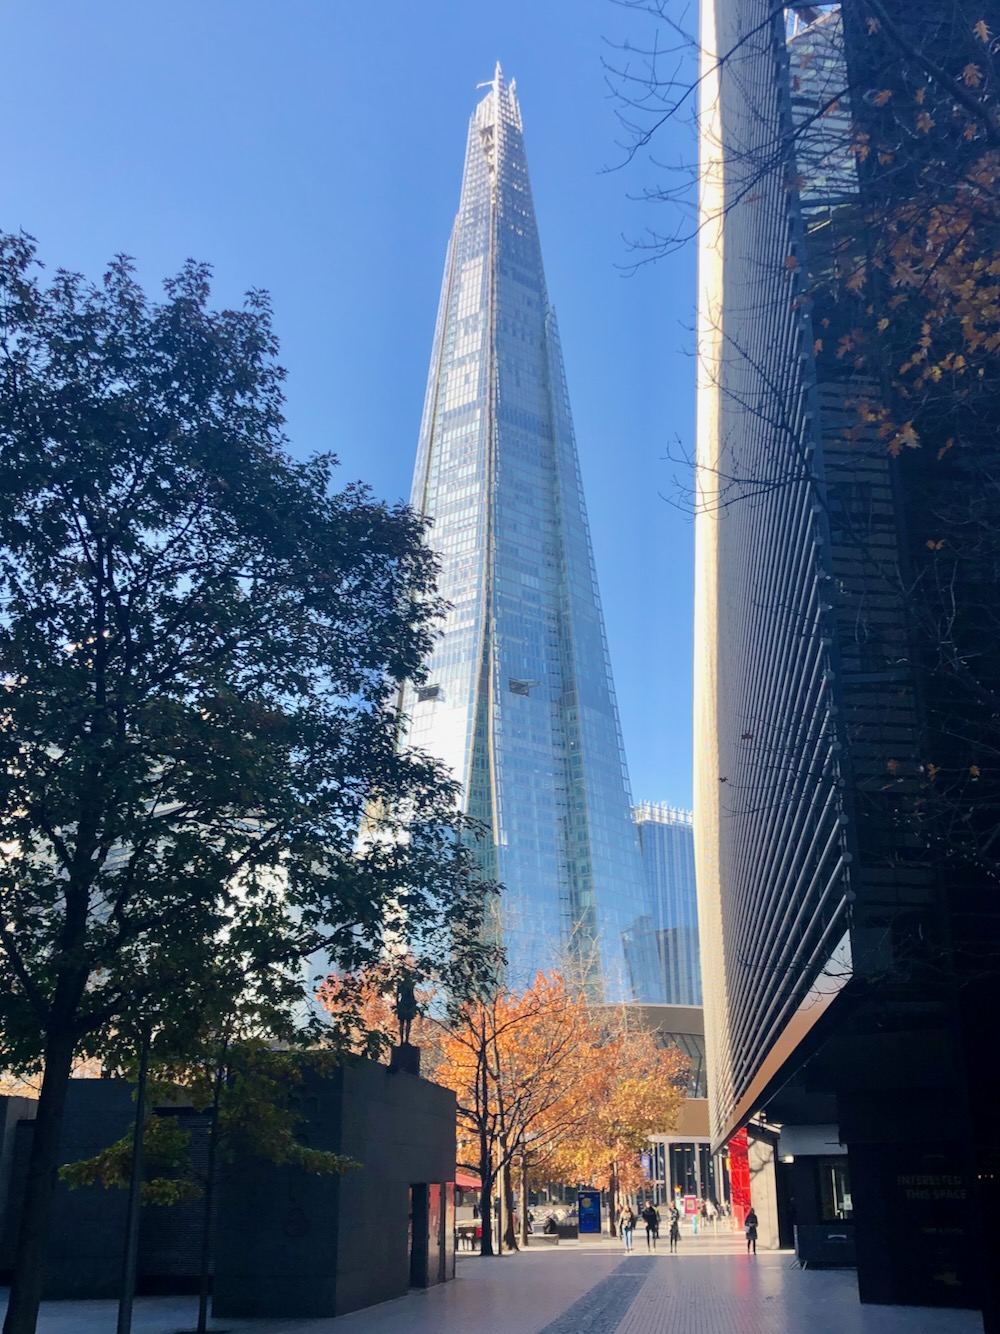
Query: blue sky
4,0,697,807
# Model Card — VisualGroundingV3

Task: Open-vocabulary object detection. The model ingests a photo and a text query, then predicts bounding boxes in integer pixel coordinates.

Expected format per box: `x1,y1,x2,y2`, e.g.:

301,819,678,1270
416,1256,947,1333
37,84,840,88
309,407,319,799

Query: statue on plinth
395,977,418,1046
389,977,421,1075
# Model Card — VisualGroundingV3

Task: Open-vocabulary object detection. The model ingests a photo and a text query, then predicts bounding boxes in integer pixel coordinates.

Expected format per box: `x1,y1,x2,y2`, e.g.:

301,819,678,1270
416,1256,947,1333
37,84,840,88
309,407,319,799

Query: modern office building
634,804,702,1005
400,67,654,1002
695,0,999,1321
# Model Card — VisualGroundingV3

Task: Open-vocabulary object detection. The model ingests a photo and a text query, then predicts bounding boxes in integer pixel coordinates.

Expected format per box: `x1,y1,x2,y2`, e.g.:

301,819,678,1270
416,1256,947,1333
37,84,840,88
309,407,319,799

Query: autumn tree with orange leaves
433,974,687,1253
433,973,589,1252
320,968,688,1253
542,1016,687,1237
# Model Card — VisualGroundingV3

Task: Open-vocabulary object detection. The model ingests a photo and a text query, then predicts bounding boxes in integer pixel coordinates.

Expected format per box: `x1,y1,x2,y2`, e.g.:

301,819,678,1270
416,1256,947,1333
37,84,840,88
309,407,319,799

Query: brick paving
4,1241,986,1334
614,1251,984,1334
534,1256,652,1334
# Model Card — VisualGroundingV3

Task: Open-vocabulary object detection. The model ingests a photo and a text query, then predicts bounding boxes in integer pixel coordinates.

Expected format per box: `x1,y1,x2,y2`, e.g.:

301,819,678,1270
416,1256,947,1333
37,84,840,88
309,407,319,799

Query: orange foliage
434,972,603,1174
544,1018,688,1193
321,967,689,1237
434,975,688,1192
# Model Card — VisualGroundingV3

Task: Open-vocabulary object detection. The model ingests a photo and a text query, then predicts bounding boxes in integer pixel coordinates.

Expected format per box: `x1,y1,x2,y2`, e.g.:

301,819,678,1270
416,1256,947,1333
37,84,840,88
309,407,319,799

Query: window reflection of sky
400,72,658,1002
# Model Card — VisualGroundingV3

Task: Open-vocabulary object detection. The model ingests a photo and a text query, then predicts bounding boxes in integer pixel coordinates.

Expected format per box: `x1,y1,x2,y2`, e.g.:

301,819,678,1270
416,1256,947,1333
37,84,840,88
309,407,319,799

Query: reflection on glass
400,68,656,1001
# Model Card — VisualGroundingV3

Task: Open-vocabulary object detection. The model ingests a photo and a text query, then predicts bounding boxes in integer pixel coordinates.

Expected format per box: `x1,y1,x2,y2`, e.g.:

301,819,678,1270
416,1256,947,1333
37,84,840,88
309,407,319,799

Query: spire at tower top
477,63,504,93
474,63,521,133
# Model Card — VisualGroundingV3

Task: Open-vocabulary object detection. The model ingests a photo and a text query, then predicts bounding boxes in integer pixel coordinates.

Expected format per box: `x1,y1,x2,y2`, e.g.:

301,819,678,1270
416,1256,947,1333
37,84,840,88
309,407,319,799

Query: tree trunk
196,1057,225,1334
496,1152,505,1253
116,1028,151,1334
2,1032,76,1334
477,1100,494,1254
609,1163,618,1238
478,1167,495,1258
475,1020,495,1257
502,1161,517,1252
519,1153,530,1247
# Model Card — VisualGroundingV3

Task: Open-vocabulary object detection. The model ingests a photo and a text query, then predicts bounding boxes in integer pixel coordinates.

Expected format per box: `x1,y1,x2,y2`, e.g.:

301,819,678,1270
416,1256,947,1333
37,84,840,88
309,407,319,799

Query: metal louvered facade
695,1,1000,1313
695,1,855,1149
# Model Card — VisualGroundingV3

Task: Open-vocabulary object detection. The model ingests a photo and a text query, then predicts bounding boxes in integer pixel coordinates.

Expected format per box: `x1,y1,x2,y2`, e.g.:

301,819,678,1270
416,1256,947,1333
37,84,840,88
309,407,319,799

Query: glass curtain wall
401,68,654,1001
634,804,702,1005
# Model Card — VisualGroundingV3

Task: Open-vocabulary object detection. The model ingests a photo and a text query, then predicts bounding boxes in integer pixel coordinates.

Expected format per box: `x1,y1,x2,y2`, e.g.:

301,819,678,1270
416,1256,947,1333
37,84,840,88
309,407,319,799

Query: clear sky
4,0,697,808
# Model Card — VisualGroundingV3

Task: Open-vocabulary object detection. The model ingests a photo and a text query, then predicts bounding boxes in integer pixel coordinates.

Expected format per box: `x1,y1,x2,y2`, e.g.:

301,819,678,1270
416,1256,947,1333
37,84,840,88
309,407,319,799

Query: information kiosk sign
578,1189,601,1234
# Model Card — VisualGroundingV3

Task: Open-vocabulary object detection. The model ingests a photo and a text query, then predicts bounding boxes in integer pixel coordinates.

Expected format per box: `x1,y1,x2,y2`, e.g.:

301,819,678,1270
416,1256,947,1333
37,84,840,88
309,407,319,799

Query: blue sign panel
578,1188,601,1234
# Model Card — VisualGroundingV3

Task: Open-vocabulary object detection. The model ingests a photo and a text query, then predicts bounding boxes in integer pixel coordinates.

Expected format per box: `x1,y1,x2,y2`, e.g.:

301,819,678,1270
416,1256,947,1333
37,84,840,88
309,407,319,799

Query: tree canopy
0,230,497,1334
368,970,690,1254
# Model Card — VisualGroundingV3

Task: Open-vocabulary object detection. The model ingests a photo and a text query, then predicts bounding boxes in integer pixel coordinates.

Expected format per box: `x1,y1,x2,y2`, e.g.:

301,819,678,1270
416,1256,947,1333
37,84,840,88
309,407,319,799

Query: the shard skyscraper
400,67,654,1003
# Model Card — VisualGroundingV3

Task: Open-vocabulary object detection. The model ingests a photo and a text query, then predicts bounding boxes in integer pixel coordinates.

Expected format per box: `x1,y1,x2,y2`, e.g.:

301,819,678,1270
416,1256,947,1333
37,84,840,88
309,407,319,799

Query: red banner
729,1128,751,1229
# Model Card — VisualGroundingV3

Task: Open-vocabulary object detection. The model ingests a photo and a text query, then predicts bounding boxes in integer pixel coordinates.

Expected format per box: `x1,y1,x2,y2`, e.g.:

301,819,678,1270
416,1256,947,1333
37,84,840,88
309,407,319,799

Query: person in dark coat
745,1207,759,1255
640,1203,660,1250
668,1205,681,1253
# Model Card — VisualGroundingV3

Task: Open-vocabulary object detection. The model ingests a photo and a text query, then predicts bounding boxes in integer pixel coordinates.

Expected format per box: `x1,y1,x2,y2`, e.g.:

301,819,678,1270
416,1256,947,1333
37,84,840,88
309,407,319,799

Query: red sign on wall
729,1128,751,1230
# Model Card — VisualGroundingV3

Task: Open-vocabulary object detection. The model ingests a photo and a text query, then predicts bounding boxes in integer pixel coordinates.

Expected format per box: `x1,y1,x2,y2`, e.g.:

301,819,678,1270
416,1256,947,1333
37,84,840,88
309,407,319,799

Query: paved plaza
4,1236,985,1334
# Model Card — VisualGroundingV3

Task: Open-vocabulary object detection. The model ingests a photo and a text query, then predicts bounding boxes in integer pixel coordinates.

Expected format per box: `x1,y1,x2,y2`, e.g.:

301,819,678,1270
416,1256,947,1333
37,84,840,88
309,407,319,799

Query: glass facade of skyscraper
400,68,654,1001
634,804,702,1006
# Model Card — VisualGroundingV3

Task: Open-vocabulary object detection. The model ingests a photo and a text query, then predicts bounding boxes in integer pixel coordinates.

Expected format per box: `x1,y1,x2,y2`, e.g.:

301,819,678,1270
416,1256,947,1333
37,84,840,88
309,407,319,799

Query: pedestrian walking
745,1207,759,1255
640,1203,659,1250
668,1205,681,1253
618,1203,636,1253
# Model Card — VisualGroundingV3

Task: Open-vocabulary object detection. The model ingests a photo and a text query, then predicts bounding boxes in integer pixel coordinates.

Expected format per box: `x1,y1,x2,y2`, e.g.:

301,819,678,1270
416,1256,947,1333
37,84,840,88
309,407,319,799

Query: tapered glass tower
401,67,653,1002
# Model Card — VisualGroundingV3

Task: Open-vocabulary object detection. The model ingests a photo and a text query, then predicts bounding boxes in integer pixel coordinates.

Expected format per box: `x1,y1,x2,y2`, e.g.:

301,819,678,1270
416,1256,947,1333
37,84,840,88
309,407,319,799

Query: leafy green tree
63,1032,357,1334
0,231,497,1334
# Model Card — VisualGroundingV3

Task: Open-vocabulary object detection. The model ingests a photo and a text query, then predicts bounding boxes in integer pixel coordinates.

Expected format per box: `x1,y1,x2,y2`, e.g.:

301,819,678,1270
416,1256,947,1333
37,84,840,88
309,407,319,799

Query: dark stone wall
1,1081,136,1299
0,1098,37,1277
211,1070,343,1319
138,1113,212,1291
0,1099,35,1219
0,1122,32,1276
1,1092,215,1297
334,1061,455,1314
212,1060,456,1320
0,1063,456,1318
